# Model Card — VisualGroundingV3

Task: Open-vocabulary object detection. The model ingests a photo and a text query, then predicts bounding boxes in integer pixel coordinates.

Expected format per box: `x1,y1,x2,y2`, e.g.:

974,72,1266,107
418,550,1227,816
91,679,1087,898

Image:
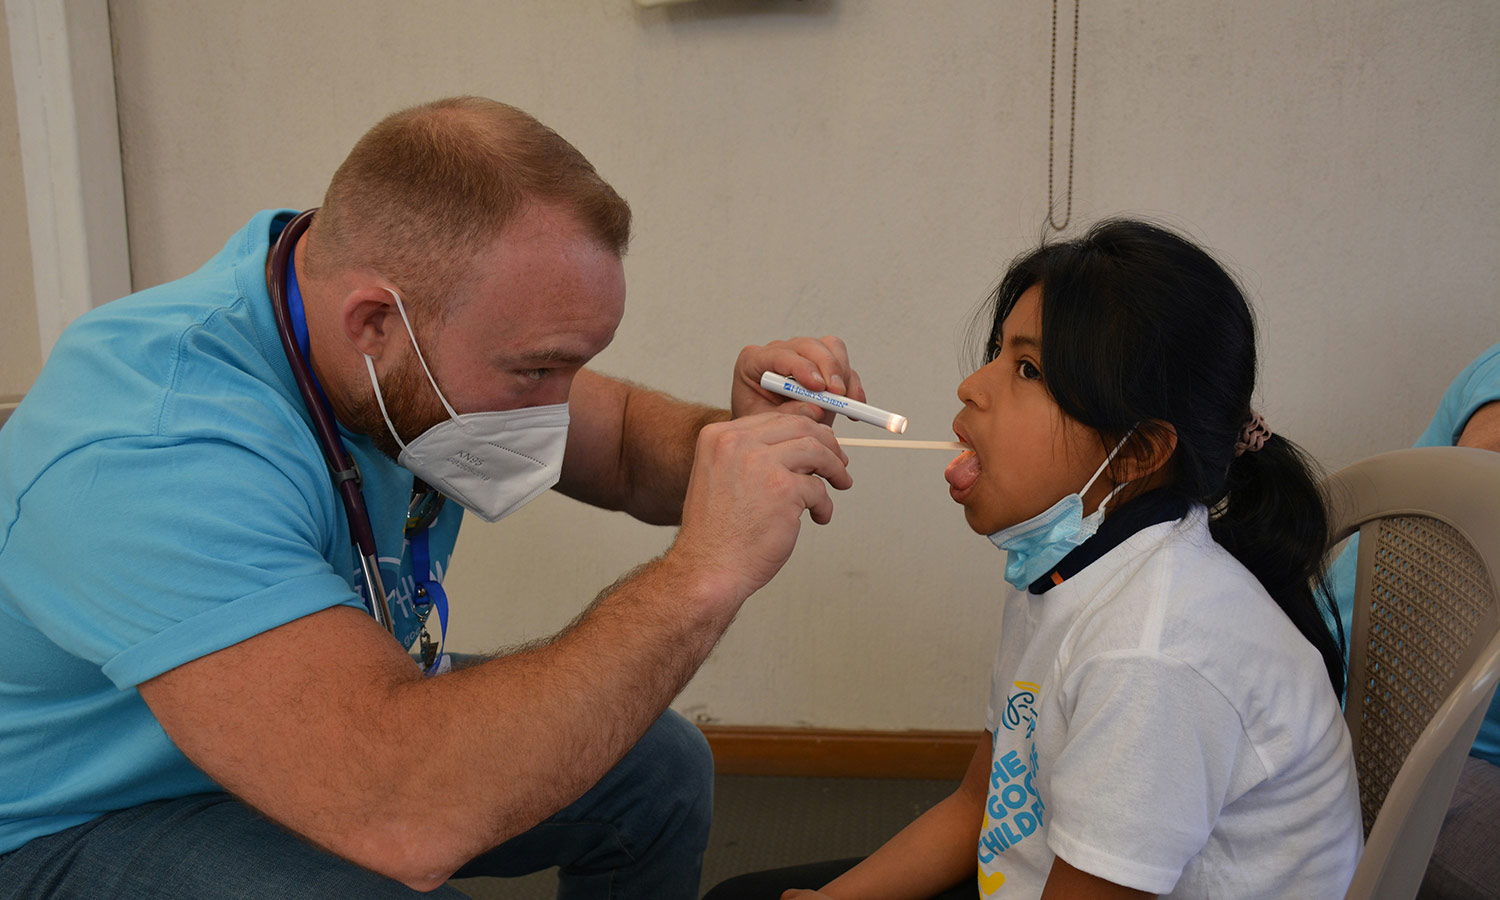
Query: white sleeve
1044,650,1261,894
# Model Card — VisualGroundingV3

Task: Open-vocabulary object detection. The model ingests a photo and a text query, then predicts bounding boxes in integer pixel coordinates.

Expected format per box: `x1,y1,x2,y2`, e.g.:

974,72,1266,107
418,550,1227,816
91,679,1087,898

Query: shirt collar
1027,489,1192,594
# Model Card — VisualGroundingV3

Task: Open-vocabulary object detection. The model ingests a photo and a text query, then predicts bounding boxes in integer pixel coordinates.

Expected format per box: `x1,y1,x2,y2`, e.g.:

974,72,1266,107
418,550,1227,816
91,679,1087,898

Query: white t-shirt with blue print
0,210,463,856
980,507,1361,897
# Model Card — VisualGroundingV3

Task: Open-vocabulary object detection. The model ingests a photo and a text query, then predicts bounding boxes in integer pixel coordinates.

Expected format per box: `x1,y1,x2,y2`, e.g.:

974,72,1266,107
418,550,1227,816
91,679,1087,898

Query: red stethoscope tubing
266,208,394,633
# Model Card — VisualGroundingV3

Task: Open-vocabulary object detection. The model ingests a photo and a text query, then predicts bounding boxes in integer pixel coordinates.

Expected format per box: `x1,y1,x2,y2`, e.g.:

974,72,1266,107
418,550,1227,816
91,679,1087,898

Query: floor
450,774,958,899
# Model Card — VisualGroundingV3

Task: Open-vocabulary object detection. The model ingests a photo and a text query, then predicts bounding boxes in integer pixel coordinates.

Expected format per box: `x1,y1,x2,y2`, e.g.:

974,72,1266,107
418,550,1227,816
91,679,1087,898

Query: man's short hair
305,96,631,315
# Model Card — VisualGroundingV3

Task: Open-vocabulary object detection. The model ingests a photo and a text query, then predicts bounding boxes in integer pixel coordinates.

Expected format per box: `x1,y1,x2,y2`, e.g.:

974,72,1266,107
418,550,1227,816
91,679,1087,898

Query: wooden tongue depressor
837,438,970,451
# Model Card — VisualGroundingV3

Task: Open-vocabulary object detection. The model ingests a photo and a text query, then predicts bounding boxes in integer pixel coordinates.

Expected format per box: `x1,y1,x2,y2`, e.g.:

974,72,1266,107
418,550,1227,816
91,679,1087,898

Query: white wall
106,0,1500,730
0,9,41,397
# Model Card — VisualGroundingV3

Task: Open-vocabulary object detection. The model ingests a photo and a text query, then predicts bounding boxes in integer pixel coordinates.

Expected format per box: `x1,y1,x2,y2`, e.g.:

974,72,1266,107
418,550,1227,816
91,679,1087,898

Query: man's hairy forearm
556,370,728,524
616,382,729,524
142,552,738,891
310,554,734,886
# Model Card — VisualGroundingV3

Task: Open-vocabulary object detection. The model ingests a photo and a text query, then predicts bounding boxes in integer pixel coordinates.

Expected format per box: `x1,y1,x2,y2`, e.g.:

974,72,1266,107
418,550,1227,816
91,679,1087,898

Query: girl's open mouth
946,421,981,502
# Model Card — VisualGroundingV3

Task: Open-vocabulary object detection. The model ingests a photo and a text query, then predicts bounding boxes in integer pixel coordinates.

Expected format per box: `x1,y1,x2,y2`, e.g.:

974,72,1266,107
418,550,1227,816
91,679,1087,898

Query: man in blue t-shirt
0,97,863,899
1328,339,1500,894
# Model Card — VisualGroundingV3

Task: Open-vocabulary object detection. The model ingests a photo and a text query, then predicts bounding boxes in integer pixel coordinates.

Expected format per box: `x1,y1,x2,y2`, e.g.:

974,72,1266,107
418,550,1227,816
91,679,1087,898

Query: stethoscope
267,209,449,670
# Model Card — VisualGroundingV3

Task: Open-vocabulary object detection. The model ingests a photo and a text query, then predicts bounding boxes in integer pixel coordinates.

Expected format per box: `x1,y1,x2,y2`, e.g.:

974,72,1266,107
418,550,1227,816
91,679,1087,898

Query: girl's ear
1119,421,1177,482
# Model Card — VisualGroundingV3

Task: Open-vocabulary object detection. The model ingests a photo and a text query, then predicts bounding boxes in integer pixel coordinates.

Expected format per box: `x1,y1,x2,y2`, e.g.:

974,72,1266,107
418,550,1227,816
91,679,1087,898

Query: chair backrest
1327,447,1500,900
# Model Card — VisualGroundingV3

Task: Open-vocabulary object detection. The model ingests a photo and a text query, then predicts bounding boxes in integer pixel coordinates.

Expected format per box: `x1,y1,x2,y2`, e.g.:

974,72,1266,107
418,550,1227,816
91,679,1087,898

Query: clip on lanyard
408,494,450,676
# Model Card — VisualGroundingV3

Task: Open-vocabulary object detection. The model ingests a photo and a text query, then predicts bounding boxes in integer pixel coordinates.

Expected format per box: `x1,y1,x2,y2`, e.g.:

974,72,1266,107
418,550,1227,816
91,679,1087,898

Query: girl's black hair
976,218,1346,701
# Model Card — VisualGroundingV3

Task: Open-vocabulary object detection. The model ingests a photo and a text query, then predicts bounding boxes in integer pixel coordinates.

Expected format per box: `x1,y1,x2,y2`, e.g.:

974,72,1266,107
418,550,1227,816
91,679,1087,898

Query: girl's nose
957,369,988,409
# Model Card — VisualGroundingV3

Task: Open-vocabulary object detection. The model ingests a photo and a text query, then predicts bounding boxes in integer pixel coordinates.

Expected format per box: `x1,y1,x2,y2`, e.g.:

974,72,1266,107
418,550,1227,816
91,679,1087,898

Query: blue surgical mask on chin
988,433,1133,591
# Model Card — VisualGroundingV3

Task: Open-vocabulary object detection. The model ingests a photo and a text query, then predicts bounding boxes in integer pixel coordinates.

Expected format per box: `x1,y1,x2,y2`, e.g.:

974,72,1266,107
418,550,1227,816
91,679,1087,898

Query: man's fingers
789,337,848,396
732,336,863,425
675,407,853,600
753,347,829,393
799,474,834,526
762,416,849,468
700,414,850,492
774,435,852,488
781,400,829,424
819,334,852,374
758,339,852,396
794,435,852,483
844,366,867,404
719,411,835,447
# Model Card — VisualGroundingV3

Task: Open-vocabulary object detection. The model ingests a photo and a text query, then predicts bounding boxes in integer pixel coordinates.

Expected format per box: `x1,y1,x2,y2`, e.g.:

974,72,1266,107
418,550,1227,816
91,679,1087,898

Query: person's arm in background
1456,401,1500,451
1327,395,1500,646
557,336,865,524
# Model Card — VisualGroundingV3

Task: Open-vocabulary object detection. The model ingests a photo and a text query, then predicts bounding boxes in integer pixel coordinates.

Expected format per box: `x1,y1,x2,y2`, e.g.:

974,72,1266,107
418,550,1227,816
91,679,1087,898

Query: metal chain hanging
1048,0,1080,231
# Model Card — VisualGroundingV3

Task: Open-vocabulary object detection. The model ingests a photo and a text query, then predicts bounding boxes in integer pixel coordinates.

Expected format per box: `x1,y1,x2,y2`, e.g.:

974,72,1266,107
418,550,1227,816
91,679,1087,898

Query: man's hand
667,412,852,605
732,336,866,424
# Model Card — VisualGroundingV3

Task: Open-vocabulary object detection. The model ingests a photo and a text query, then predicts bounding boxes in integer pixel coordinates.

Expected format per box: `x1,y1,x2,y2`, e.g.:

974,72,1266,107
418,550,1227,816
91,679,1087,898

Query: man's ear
1119,421,1177,482
340,286,403,360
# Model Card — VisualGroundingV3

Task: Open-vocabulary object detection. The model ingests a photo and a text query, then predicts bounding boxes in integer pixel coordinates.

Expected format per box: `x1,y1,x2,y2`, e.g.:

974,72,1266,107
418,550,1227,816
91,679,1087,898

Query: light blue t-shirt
1329,340,1500,766
0,210,463,854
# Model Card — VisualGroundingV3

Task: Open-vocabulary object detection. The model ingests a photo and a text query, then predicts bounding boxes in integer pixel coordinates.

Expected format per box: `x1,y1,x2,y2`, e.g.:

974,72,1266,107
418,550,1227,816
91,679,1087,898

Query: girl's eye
1018,360,1043,381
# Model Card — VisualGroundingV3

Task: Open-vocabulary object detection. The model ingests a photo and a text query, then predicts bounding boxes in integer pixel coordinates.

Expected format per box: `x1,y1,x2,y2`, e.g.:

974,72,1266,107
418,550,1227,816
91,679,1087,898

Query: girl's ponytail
1211,432,1347,701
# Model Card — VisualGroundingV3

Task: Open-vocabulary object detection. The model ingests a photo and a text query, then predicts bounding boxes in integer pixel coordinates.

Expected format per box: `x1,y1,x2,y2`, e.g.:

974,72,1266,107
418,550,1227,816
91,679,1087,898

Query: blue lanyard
410,530,450,675
283,255,335,416
285,252,449,675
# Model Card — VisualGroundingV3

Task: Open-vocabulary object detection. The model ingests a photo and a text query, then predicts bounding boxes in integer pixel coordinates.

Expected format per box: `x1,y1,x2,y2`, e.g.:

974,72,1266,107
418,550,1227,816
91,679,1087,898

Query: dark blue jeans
0,710,712,899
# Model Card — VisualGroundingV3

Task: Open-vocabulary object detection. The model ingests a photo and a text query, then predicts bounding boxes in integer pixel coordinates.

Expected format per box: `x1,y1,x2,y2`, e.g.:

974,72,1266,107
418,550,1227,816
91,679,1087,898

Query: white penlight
759,372,909,434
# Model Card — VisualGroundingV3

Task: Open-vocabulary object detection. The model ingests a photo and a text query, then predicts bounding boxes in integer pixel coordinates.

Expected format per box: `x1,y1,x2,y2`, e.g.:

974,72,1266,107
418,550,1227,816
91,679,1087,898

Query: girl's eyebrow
1004,334,1041,352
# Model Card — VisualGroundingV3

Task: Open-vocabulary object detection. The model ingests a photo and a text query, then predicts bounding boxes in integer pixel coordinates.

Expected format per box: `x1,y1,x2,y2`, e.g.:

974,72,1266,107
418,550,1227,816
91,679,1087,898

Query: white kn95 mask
363,289,570,523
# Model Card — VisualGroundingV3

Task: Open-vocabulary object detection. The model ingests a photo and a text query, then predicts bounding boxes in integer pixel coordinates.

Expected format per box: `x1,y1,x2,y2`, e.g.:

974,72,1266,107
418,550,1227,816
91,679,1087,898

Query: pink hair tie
1234,411,1271,457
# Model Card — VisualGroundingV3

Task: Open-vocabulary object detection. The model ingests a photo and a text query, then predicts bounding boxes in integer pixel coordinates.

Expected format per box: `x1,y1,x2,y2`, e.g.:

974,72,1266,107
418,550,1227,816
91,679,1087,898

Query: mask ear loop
364,354,411,456
384,288,464,422
1081,429,1136,516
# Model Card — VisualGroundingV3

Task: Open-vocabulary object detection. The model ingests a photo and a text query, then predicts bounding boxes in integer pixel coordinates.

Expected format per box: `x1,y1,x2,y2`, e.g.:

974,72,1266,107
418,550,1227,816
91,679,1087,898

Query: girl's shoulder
1073,504,1279,634
1061,507,1346,767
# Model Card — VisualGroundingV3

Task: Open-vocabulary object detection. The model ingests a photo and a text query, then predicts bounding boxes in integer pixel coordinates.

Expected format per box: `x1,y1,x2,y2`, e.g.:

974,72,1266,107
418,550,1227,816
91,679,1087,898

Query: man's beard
342,350,448,462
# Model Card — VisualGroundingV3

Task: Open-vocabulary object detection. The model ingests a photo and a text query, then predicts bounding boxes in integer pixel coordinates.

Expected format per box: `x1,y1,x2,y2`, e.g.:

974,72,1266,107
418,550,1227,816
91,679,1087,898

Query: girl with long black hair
707,219,1362,899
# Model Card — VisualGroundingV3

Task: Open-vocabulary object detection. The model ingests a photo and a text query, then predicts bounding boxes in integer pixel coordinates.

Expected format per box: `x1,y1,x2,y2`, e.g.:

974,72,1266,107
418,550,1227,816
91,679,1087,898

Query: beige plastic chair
1325,447,1500,900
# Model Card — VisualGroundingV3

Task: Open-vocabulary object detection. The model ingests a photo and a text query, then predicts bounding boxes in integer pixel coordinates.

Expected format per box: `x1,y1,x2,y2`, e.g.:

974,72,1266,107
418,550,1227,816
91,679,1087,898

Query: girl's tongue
945,449,982,495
